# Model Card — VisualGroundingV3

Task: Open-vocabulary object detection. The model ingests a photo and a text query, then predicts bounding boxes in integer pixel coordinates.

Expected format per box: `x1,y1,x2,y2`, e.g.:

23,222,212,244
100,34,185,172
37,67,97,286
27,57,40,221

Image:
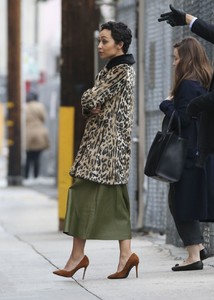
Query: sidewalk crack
14,233,59,268
14,234,103,300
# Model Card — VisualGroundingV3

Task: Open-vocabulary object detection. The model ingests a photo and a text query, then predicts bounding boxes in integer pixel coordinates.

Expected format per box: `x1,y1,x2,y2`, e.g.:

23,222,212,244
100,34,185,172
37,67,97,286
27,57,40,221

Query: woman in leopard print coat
70,54,135,184
53,21,139,280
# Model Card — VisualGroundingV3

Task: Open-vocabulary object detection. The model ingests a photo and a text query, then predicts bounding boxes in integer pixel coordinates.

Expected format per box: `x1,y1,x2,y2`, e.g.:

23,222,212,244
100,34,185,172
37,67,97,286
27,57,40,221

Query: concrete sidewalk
0,184,214,300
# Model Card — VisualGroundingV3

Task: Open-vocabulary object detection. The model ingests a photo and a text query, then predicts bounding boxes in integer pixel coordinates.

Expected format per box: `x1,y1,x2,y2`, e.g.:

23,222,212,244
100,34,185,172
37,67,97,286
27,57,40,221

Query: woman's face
98,29,123,60
173,48,180,67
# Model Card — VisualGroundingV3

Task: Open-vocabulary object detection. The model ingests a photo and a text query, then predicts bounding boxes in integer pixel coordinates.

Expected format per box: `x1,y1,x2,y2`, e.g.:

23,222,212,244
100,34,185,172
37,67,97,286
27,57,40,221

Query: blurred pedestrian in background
24,91,49,182
53,21,139,280
159,37,214,271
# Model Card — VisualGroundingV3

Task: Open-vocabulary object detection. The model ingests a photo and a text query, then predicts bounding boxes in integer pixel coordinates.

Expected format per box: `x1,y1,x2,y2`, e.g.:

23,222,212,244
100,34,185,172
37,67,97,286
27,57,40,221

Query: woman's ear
117,41,124,50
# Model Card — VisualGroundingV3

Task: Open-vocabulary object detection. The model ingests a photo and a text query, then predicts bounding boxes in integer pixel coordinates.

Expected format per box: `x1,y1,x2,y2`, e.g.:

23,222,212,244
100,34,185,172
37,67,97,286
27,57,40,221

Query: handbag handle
166,110,182,136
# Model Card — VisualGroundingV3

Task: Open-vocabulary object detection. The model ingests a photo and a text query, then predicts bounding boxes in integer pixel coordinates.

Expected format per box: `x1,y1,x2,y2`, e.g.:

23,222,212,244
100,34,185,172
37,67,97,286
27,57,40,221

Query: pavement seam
72,277,103,300
0,221,59,269
14,233,59,268
14,233,103,300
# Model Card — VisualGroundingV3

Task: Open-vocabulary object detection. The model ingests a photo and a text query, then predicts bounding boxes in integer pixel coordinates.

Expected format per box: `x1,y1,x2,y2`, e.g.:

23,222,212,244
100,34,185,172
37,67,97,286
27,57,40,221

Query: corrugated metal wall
143,0,172,233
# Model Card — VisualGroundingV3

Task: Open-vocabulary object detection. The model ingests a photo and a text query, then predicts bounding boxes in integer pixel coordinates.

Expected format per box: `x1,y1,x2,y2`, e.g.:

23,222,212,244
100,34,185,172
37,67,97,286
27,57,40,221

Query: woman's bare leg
179,244,200,266
63,237,86,271
199,243,205,251
117,239,132,272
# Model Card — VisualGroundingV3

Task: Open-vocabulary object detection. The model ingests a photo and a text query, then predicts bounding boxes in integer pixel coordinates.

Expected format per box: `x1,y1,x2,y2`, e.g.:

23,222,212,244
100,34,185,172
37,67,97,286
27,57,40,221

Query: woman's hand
166,95,173,101
91,104,101,114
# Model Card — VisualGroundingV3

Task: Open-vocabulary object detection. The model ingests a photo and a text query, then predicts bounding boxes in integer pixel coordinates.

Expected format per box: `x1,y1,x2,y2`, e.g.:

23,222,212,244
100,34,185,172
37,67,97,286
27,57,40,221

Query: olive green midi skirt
63,178,131,240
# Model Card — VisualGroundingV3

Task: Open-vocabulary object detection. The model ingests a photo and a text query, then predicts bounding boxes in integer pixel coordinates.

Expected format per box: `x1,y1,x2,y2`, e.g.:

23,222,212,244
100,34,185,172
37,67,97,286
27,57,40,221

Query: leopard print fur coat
70,54,135,185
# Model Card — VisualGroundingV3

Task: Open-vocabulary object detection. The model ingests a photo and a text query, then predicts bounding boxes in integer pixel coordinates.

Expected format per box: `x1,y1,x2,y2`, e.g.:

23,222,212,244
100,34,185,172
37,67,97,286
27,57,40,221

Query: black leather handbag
144,111,188,183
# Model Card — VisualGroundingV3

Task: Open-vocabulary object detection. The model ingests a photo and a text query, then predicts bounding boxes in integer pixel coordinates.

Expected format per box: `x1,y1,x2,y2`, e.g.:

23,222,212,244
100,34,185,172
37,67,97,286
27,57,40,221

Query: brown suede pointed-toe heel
53,255,89,280
108,253,139,279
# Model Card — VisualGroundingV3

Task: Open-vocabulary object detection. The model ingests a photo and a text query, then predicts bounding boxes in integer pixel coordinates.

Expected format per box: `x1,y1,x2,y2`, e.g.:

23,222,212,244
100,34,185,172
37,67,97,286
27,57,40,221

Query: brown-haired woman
159,36,214,271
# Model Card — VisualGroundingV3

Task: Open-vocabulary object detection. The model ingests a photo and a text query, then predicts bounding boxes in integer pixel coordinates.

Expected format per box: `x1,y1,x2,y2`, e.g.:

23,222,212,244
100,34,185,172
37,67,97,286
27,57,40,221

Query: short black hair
100,21,132,54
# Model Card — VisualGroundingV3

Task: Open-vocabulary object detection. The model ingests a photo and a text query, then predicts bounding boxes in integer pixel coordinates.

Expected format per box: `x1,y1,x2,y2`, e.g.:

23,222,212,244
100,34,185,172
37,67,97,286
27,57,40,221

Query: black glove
158,4,186,27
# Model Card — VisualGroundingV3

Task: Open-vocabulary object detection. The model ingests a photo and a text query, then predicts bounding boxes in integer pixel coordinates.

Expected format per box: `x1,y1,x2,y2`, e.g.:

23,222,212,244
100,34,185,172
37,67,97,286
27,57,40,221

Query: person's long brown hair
171,36,213,96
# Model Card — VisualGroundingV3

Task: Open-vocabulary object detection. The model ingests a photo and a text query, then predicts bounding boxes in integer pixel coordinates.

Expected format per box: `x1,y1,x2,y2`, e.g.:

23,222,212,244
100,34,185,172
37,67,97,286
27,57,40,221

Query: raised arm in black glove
158,4,186,27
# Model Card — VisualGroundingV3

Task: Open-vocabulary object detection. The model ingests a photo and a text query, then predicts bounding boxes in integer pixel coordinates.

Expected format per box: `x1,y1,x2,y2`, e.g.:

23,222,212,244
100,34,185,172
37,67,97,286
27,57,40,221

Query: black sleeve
160,80,198,129
187,89,214,116
191,19,214,44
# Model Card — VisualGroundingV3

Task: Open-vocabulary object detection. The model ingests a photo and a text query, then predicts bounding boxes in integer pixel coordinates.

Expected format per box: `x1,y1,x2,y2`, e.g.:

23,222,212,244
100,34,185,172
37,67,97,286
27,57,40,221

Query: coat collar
106,54,135,70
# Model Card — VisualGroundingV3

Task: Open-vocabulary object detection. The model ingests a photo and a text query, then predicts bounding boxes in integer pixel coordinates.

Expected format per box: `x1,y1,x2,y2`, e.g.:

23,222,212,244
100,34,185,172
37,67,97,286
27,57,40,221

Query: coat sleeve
81,65,132,117
187,89,214,116
159,80,200,129
191,19,214,44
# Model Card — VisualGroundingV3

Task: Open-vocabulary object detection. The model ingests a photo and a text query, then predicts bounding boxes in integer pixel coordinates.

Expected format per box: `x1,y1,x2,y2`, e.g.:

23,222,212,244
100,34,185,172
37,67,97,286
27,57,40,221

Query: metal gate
143,0,172,233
